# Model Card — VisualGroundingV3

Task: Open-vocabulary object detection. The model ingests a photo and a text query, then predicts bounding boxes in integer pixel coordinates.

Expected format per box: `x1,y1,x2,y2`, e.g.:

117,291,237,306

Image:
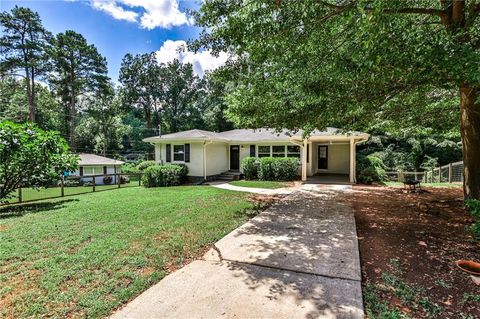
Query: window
173,144,185,161
258,146,270,158
287,145,301,158
272,145,285,157
84,167,102,176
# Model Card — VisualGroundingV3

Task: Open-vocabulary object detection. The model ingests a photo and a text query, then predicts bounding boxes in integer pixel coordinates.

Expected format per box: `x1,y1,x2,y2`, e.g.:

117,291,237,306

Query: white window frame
83,166,103,176
272,145,286,157
257,145,271,158
287,145,301,158
173,144,185,162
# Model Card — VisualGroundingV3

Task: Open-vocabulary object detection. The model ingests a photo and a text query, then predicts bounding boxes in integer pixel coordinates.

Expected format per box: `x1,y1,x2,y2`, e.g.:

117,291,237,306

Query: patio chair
403,179,422,192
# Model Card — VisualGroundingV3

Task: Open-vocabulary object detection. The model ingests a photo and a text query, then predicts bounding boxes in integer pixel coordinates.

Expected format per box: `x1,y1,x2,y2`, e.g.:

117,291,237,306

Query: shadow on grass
0,199,79,219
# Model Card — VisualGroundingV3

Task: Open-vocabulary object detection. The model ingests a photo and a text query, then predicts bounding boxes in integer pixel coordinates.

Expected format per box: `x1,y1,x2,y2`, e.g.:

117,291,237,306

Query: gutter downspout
203,140,213,181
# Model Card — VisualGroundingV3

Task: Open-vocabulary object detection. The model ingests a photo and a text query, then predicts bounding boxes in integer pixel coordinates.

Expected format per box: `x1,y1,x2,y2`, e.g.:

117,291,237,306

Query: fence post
118,173,121,188
61,175,65,197
138,173,141,186
438,167,442,182
414,172,418,181
18,187,22,203
92,176,96,192
448,163,453,183
431,168,434,183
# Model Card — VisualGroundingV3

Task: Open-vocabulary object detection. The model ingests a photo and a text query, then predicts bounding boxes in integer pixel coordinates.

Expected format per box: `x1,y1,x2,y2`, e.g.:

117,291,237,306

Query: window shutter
80,167,84,176
103,166,107,174
250,145,256,157
166,144,171,162
184,144,190,162
307,145,310,163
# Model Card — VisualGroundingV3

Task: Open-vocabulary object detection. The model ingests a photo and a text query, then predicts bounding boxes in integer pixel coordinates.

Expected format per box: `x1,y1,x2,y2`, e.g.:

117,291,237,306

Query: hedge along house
71,153,124,185
144,128,369,183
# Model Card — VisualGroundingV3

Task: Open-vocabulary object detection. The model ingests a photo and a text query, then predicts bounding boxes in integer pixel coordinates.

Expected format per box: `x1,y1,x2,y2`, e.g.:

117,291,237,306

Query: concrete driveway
111,185,363,319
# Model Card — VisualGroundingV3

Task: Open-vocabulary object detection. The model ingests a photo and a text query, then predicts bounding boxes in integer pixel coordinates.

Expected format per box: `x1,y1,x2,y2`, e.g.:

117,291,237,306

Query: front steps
217,170,241,181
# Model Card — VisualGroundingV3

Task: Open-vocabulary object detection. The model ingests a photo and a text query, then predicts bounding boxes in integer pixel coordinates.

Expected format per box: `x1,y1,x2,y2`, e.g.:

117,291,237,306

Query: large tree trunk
69,94,76,151
460,84,480,200
29,67,36,123
24,67,35,122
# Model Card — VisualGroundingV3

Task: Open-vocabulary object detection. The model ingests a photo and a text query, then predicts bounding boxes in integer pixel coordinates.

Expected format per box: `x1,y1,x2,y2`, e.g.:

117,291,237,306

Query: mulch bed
340,186,480,318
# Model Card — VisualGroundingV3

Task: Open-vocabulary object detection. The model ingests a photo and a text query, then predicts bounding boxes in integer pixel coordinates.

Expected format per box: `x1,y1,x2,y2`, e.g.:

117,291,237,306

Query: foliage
103,176,113,185
0,186,254,318
136,160,156,171
465,200,480,238
48,30,110,150
243,157,299,181
357,154,387,184
0,121,78,201
229,180,289,189
62,176,82,187
121,162,141,174
141,164,189,187
0,6,51,122
241,157,260,180
195,0,480,198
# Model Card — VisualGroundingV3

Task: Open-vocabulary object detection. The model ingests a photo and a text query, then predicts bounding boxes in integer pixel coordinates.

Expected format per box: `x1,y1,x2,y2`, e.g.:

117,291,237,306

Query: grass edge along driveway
0,186,258,318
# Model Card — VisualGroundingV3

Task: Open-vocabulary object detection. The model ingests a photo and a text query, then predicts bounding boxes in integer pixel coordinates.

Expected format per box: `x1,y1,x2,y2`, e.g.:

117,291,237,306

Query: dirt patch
340,186,480,318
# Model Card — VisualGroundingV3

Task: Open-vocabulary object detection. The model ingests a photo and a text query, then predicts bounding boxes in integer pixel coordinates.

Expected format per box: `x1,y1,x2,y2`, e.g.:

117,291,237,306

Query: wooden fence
2,173,143,206
386,161,463,184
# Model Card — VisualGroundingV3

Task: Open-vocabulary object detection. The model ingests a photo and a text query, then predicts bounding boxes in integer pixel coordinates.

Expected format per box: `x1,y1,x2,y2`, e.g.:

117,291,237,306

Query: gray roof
78,153,124,166
143,127,368,143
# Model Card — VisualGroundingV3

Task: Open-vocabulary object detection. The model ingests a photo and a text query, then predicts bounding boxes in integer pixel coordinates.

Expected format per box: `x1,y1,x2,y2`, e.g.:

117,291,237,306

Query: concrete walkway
111,185,363,319
209,181,295,195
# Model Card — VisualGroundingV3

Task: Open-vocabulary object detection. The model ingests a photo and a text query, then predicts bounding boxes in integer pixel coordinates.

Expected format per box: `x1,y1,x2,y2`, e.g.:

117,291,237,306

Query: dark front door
230,145,240,170
318,145,328,170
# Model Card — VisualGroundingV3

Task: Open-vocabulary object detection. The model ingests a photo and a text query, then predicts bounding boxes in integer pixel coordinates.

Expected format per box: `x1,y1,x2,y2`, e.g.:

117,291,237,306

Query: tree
0,76,61,131
195,0,480,199
76,91,128,156
0,6,51,122
160,59,204,132
119,53,161,130
200,72,234,132
49,30,109,151
0,121,78,202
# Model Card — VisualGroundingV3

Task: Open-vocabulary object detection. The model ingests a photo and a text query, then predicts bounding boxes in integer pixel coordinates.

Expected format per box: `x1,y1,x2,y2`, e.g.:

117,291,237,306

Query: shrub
136,160,156,171
62,176,82,187
246,157,299,181
103,176,113,185
466,200,480,238
142,164,189,187
241,157,260,180
122,162,141,174
120,175,129,184
357,154,387,184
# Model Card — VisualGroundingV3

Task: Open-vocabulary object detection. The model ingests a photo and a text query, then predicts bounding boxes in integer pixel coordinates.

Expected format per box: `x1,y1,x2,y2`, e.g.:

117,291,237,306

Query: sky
1,0,228,80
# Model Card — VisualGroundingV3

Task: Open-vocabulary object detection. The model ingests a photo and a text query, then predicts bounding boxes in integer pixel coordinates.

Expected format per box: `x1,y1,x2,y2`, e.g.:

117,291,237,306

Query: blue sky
1,0,226,80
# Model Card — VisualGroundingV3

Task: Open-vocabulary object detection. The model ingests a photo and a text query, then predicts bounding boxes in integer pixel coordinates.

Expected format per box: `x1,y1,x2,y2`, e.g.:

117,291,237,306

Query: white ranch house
144,128,369,183
71,153,124,185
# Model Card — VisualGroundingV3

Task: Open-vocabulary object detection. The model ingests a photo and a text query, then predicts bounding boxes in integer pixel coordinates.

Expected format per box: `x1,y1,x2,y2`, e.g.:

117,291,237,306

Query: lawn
0,186,257,318
385,181,462,188
5,182,140,204
229,180,291,189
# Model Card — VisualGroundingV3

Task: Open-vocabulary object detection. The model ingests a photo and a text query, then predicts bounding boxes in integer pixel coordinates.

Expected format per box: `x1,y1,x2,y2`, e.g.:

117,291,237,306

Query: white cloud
88,0,191,29
155,40,229,77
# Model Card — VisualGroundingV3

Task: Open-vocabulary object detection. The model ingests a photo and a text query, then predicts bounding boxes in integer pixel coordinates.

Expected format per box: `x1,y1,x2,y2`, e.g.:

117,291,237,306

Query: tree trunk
29,67,36,122
24,67,35,122
460,84,480,200
69,94,76,151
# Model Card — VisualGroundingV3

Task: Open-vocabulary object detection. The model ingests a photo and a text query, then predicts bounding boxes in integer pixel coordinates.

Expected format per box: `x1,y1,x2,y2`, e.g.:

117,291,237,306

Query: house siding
206,143,228,176
313,143,350,174
156,142,205,177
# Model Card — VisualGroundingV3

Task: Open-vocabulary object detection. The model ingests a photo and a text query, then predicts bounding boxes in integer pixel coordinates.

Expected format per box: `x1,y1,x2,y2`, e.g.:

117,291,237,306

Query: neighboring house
144,128,369,183
71,153,124,185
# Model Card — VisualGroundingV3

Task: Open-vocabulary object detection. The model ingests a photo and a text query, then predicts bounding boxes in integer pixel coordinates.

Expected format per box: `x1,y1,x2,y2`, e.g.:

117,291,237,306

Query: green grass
385,182,462,188
6,182,140,204
0,186,257,318
229,180,291,189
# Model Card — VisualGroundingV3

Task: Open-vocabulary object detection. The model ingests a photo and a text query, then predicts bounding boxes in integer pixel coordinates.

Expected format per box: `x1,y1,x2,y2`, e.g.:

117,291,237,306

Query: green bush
466,200,480,238
242,157,299,181
136,160,156,171
103,176,113,185
142,164,189,187
357,154,387,184
241,157,260,180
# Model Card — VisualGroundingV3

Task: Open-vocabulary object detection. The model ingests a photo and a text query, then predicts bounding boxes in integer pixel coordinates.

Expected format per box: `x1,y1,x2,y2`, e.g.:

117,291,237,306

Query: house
144,128,369,183
71,153,124,185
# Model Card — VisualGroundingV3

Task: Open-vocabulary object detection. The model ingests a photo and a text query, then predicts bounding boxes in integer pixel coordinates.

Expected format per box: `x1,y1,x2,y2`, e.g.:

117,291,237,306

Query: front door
230,145,240,170
318,145,328,170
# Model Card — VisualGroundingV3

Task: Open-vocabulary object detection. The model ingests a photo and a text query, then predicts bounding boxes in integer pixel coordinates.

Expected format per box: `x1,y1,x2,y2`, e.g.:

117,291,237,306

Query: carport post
302,139,308,181
349,139,356,183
